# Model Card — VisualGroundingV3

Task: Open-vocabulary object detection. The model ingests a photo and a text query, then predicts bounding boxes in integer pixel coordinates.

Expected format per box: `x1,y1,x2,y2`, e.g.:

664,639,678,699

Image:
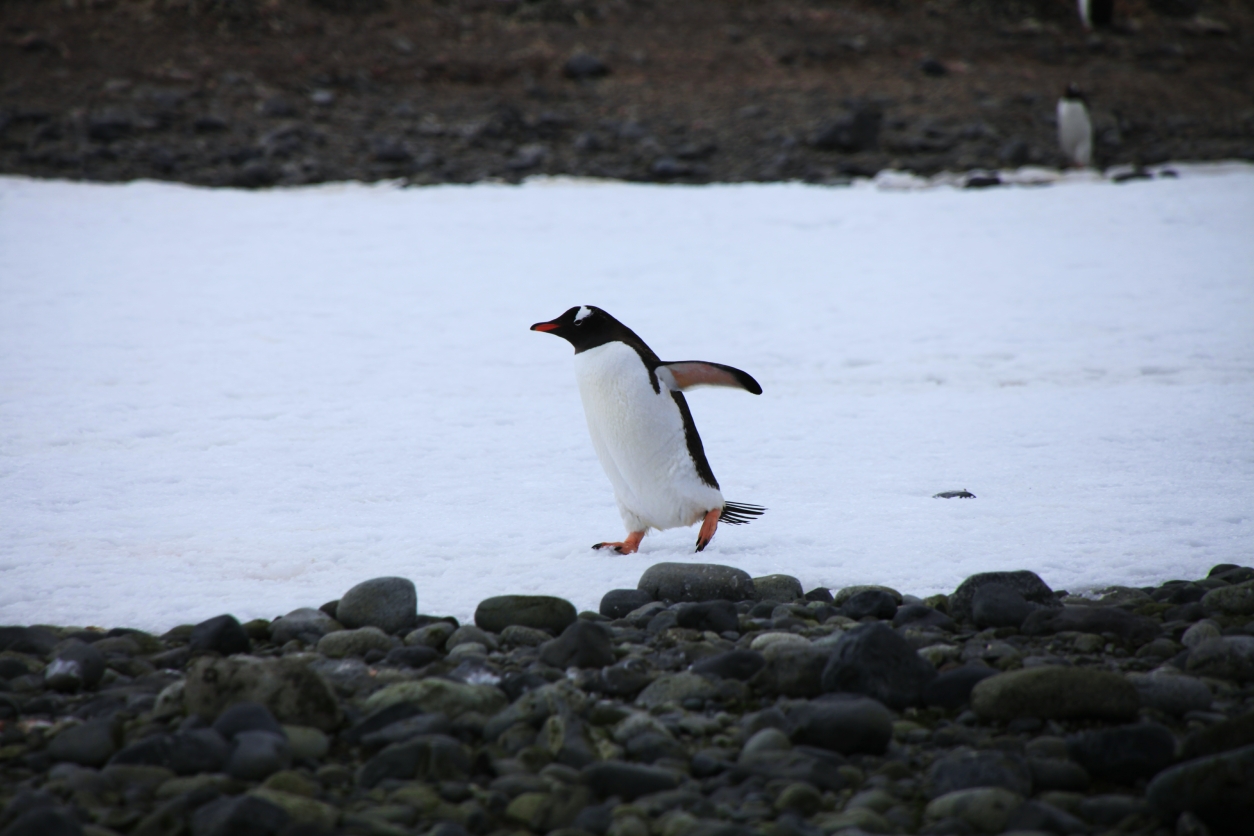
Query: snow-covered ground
2,167,1252,632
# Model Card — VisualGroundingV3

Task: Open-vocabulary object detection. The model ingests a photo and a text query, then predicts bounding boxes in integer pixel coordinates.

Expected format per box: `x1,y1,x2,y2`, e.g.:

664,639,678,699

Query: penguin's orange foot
593,531,645,555
695,509,720,552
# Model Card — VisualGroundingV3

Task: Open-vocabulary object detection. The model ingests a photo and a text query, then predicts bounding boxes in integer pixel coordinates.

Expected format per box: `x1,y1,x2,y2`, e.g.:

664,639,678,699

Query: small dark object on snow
934,489,976,499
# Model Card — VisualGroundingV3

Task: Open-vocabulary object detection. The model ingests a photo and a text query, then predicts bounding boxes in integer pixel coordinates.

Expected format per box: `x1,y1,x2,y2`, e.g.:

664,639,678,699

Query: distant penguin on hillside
1078,0,1114,29
531,306,764,555
1057,84,1094,168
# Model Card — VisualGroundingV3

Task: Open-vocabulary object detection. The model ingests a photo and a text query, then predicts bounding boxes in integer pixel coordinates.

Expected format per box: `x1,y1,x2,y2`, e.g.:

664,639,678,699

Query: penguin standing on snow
1057,84,1094,168
531,306,764,554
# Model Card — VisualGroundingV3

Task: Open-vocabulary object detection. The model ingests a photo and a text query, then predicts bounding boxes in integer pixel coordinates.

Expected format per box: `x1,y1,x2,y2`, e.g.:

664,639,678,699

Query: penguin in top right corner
1057,84,1093,169
1078,0,1114,29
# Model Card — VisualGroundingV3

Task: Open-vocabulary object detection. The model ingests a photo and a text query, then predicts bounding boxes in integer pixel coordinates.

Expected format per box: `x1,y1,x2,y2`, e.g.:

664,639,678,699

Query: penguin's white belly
1057,100,1093,167
574,342,724,532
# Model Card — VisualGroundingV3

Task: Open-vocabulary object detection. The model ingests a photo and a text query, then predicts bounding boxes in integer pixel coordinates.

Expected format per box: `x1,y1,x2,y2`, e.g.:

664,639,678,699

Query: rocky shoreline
2,562,1253,836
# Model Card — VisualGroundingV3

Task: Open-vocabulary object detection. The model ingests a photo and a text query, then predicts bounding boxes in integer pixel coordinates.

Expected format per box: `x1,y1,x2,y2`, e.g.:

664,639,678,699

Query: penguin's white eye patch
574,306,592,322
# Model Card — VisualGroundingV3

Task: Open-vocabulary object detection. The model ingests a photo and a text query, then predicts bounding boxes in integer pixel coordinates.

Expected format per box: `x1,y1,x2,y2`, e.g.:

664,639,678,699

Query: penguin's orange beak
531,321,560,332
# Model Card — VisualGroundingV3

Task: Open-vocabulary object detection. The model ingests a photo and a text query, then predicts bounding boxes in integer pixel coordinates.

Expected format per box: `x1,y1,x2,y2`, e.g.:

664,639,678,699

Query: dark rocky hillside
2,0,1253,185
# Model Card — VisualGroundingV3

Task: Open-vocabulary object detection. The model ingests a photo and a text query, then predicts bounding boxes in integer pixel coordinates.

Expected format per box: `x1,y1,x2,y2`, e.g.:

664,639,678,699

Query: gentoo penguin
1078,0,1113,29
531,306,764,554
1057,84,1093,168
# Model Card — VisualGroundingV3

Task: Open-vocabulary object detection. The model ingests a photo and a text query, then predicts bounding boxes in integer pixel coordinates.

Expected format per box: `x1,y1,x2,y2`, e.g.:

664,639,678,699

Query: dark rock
1146,743,1254,836
583,761,680,800
369,136,411,163
735,746,848,792
1148,0,1201,17
572,801,615,835
922,665,999,710
971,666,1139,721
191,794,291,836
184,655,342,732
810,105,882,152
971,583,1035,629
894,604,957,632
1067,723,1176,784
475,595,577,634
360,714,452,753
676,601,739,634
804,588,834,604
0,626,57,655
109,734,173,768
1181,712,1254,760
646,609,679,634
651,156,694,178
170,728,230,775
212,701,284,740
920,58,948,76
841,589,898,620
0,807,83,836
44,642,106,692
258,97,297,118
268,608,340,645
598,657,655,698
600,589,653,619
926,750,1032,798
385,645,439,669
1153,582,1207,605
226,730,291,781
356,734,471,788
46,720,117,767
949,571,1059,623
1004,800,1090,835
1028,757,1090,792
188,615,251,656
754,575,803,602
344,702,427,745
87,111,132,142
1187,637,1254,682
753,643,832,698
626,730,683,763
1128,672,1213,716
786,695,893,755
564,53,609,80
509,143,549,170
538,620,615,669
1077,794,1147,827
820,623,937,709
1165,601,1206,622
337,577,418,634
692,650,764,681
1022,606,1161,645
638,562,757,603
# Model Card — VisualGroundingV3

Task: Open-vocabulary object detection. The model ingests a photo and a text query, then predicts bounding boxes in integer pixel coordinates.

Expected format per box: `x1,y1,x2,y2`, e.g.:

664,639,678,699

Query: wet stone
752,575,803,602
336,577,418,635
786,695,893,756
638,563,757,603
840,589,898,621
820,622,937,709
188,615,251,656
475,595,577,634
1186,636,1254,682
675,600,739,634
600,589,654,619
212,700,285,740
316,625,394,659
1146,743,1254,836
922,664,999,710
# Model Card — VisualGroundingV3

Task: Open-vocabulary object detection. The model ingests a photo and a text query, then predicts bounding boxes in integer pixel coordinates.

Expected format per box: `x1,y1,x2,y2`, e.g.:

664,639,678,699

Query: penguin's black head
1062,84,1088,103
530,305,618,352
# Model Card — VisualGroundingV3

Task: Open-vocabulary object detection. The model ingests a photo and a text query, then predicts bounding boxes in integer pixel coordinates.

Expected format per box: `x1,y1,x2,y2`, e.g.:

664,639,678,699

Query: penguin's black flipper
657,362,762,395
720,502,766,525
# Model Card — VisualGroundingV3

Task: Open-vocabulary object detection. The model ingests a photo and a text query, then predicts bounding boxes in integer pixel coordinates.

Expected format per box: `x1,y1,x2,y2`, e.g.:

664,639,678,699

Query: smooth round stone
188,614,251,656
926,749,1032,798
582,762,680,801
362,678,507,718
1147,743,1254,834
0,807,83,836
971,583,1035,629
1201,580,1254,617
924,787,1025,833
227,730,292,781
948,571,1056,623
192,795,291,836
336,577,418,635
445,625,498,651
1182,621,1222,649
834,585,903,607
46,720,117,767
637,562,757,603
820,623,938,710
1127,671,1213,715
1186,636,1254,682
268,608,342,646
740,727,791,759
600,589,654,619
971,666,1140,721
756,642,832,698
282,725,329,761
634,672,718,710
675,600,739,634
316,626,394,659
405,621,456,648
691,649,765,681
787,697,893,756
753,575,803,602
212,700,285,740
538,620,615,669
841,589,899,620
1066,723,1176,784
500,625,551,648
475,595,577,634
775,782,822,815
45,642,106,692
749,632,808,651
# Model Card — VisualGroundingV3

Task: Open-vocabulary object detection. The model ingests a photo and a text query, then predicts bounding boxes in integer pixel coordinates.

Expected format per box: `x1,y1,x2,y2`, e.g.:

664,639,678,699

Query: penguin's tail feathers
720,502,766,526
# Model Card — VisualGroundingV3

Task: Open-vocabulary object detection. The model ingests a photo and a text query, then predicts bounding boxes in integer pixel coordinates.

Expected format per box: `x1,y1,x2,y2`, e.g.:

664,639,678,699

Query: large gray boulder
335,577,417,635
638,562,757,603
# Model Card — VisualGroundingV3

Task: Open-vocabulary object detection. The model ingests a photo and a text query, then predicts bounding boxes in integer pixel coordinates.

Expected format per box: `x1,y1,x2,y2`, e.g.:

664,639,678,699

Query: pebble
820,622,938,709
692,649,764,681
832,584,901,606
248,787,340,830
1201,579,1254,617
970,665,1140,721
675,600,739,634
1186,636,1254,682
267,607,341,645
169,728,229,775
635,672,718,710
1181,620,1222,648
1021,605,1161,645
43,642,106,692
786,695,893,755
600,589,654,619
948,571,1058,623
362,678,507,718
583,762,680,800
1146,742,1254,834
474,594,577,634
755,642,831,697
405,620,456,648
637,562,758,603
1066,723,1176,783
211,700,284,739
893,604,957,632
316,625,394,658
191,794,291,836
926,749,1032,798
184,655,342,731
226,730,291,781
924,786,1024,833
539,620,616,669
752,574,803,602
971,583,1036,629
187,614,251,656
563,53,609,80
46,720,117,767
335,577,418,635
1127,670,1214,715
840,589,899,620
